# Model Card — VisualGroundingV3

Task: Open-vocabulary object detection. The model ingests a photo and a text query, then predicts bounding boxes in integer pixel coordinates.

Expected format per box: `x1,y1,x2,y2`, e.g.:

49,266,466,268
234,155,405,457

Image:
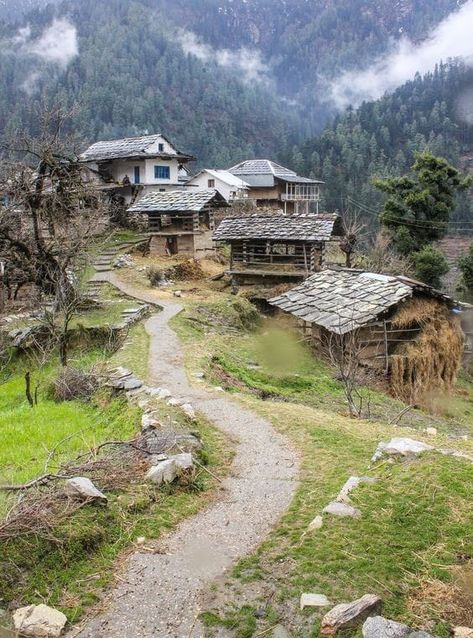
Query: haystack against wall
269,269,465,404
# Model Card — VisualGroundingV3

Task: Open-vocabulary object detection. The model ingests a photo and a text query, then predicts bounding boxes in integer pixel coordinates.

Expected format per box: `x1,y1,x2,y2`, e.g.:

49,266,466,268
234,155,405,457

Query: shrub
413,246,449,288
459,243,473,291
51,366,98,402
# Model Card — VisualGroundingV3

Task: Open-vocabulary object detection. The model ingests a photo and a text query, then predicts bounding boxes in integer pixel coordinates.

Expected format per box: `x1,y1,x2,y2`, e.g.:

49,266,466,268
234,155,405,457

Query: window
155,165,170,179
208,179,215,188
158,143,164,152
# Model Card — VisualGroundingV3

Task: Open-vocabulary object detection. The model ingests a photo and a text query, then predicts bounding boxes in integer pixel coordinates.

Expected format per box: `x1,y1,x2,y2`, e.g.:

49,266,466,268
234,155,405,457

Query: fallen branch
388,404,414,426
0,473,72,492
177,445,222,483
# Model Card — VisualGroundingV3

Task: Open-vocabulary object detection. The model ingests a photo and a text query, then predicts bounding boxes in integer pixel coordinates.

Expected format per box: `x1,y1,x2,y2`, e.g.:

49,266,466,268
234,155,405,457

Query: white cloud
177,29,269,84
24,17,78,68
330,0,473,109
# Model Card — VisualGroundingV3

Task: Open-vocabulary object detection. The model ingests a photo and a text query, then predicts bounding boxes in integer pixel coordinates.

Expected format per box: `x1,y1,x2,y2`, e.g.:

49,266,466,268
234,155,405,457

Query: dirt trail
73,273,299,638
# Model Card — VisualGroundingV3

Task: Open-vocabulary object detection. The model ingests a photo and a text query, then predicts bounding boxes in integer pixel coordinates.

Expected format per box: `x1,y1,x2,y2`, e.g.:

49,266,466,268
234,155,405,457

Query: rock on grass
321,594,382,635
13,604,67,638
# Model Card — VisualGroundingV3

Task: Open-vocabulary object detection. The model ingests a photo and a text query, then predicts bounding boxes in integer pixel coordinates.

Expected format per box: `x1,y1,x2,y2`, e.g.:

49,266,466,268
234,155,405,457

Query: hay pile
390,297,464,405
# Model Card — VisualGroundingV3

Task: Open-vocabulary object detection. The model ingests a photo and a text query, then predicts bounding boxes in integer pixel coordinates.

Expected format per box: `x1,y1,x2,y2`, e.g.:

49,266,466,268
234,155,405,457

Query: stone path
72,272,299,638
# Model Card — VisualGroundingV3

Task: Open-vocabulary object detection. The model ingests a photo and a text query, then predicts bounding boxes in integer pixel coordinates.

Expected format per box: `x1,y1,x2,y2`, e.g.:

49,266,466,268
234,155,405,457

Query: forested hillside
291,61,473,227
0,0,302,167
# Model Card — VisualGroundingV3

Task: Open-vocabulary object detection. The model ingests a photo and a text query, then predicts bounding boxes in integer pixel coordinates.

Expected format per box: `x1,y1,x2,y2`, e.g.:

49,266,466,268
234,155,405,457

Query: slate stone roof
269,269,454,335
228,159,323,187
80,134,193,162
189,169,250,189
213,213,341,242
128,189,229,213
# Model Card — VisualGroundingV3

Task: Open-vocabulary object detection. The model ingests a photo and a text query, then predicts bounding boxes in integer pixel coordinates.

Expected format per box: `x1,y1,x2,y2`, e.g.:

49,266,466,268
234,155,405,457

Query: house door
165,237,178,256
133,166,141,184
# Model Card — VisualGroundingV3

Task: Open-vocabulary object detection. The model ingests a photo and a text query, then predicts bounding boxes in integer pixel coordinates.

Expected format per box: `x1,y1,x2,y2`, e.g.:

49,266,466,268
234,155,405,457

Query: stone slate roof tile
227,159,323,186
213,213,341,242
269,269,454,335
127,189,228,213
80,134,193,162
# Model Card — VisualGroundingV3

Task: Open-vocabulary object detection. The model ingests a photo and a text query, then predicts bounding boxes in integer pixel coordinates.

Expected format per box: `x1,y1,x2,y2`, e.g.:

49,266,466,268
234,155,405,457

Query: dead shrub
51,366,99,402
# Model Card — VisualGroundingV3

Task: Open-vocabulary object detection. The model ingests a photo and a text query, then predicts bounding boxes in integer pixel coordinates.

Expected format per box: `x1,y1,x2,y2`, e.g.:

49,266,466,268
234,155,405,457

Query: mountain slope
0,0,303,167
291,60,473,226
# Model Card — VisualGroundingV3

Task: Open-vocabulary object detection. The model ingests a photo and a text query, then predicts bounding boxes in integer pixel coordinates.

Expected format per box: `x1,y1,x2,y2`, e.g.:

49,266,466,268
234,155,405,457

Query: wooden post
383,320,389,375
303,243,308,273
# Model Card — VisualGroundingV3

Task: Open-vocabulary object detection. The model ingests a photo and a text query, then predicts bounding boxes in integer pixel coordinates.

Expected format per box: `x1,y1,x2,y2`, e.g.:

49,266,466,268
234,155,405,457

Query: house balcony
281,185,320,202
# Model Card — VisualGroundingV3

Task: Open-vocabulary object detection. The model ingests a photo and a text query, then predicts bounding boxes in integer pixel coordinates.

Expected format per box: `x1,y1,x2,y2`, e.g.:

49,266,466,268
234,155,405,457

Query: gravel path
73,273,299,638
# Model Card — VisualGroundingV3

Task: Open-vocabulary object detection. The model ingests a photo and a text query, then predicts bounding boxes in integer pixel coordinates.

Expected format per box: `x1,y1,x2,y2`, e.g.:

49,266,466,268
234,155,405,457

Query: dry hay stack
390,297,463,404
171,259,204,281
390,297,464,405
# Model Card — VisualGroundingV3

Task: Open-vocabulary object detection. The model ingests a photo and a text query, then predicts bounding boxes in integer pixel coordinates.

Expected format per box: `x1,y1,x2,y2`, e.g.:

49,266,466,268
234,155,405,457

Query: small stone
146,459,179,486
123,377,143,391
453,628,473,638
173,290,182,297
141,414,159,431
193,372,205,379
136,536,146,545
409,632,435,638
425,427,437,436
321,594,382,635
169,453,194,471
336,476,376,503
362,616,411,638
300,593,331,609
167,398,181,407
323,501,361,518
372,438,433,462
273,626,291,638
13,604,67,638
308,515,324,530
65,477,107,503
181,403,196,420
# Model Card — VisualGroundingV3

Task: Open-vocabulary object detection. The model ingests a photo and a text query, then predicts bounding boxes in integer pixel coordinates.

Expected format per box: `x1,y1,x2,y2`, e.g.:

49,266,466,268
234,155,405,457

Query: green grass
109,323,151,381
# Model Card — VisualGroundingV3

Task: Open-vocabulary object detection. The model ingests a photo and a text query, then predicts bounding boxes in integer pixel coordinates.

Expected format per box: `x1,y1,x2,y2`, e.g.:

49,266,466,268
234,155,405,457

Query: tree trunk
25,371,34,408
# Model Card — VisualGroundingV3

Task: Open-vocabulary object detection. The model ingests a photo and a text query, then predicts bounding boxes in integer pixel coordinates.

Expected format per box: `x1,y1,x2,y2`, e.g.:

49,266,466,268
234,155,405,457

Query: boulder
123,377,143,391
300,593,331,609
146,459,179,486
336,476,376,503
453,628,473,638
308,515,324,531
321,594,382,635
170,453,194,471
363,616,411,638
65,477,107,503
323,501,361,518
372,438,433,462
13,604,67,637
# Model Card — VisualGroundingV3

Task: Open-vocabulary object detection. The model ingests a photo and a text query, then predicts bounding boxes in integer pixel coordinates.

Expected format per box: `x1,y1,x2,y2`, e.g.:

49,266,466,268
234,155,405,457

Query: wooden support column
383,320,389,375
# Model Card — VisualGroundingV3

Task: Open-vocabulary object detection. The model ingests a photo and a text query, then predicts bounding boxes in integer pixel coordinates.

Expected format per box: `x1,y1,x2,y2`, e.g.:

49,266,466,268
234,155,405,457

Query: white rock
181,403,196,420
193,372,205,379
13,604,67,638
167,398,181,407
300,593,331,610
362,616,411,638
173,290,182,297
65,477,107,502
148,387,172,400
170,453,194,471
336,476,376,503
372,438,433,462
136,536,146,545
453,628,473,638
141,414,159,430
308,515,324,531
425,427,437,436
323,501,361,518
146,459,179,486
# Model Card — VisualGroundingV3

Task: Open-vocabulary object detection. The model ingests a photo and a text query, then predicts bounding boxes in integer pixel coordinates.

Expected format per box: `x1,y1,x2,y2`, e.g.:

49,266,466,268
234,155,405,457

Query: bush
413,246,449,288
459,243,473,291
51,366,98,402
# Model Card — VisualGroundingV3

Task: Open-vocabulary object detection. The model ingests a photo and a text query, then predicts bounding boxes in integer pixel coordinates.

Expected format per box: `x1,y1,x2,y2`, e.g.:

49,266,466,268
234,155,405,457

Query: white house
79,133,195,204
187,169,249,202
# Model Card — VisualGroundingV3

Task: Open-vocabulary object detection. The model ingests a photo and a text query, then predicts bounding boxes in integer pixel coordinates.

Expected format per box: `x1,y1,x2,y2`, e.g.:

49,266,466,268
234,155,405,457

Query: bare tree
0,107,107,307
364,231,414,277
339,210,367,268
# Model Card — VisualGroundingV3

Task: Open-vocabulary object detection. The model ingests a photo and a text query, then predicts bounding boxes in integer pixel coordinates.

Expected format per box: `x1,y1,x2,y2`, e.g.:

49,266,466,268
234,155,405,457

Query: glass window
208,179,215,188
158,143,164,152
155,165,170,179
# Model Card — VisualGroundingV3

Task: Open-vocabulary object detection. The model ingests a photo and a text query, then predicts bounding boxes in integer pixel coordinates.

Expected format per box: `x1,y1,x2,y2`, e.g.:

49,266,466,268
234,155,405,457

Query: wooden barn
127,189,229,258
269,268,465,403
213,213,343,286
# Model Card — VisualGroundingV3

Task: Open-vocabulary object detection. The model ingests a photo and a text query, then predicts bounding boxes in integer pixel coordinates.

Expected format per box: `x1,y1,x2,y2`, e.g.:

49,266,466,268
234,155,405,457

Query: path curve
74,273,299,638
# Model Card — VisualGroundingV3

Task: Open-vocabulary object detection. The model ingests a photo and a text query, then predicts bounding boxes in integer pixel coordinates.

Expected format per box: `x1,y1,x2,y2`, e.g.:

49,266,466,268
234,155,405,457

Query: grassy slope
170,292,473,638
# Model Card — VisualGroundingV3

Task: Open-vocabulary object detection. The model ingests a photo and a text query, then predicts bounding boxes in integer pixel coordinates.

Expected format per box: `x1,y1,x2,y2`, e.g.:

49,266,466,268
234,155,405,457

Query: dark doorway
133,166,141,184
165,236,178,255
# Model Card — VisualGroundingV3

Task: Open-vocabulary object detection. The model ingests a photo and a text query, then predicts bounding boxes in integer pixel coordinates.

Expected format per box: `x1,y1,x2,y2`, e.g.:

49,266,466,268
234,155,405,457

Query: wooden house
79,133,194,205
127,189,229,258
187,170,249,202
227,159,323,213
212,213,343,286
269,268,465,403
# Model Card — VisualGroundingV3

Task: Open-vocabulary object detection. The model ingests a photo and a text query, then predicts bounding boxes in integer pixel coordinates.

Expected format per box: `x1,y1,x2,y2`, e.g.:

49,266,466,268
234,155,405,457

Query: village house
269,268,465,403
127,189,228,257
227,159,323,213
79,134,194,205
212,213,343,286
187,169,249,202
